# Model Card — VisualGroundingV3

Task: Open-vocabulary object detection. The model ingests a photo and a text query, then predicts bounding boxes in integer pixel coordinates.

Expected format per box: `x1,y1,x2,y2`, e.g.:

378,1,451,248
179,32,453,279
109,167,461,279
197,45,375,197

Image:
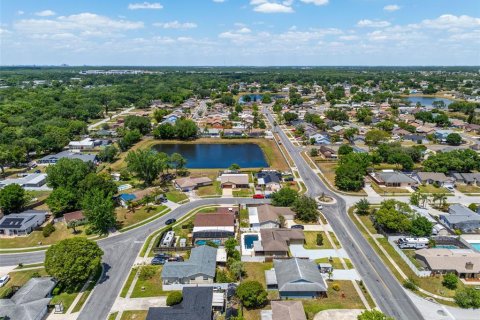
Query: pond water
407,96,453,107
238,94,285,103
151,143,268,168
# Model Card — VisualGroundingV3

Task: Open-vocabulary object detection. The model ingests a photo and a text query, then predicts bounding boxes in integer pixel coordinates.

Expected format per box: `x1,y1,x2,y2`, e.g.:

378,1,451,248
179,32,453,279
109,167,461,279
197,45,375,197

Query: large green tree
81,188,116,234
292,195,319,222
236,280,268,308
271,188,299,207
46,158,94,189
0,184,27,214
175,119,198,140
454,287,480,309
45,238,103,288
357,310,394,320
46,187,78,216
126,149,167,185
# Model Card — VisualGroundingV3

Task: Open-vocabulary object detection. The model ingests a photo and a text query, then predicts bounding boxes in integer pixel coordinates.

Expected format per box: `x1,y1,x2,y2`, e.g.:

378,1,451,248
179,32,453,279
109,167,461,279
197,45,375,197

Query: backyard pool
470,243,480,252
195,239,221,246
435,245,458,249
244,234,259,249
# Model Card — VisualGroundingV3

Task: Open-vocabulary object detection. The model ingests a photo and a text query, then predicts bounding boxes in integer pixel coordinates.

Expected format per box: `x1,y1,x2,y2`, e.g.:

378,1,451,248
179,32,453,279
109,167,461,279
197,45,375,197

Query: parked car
253,194,265,199
151,257,166,265
264,193,272,199
291,224,304,230
155,253,171,259
167,256,184,262
0,275,10,287
317,204,323,210
34,170,41,174
411,186,419,191
165,218,176,225
446,186,455,192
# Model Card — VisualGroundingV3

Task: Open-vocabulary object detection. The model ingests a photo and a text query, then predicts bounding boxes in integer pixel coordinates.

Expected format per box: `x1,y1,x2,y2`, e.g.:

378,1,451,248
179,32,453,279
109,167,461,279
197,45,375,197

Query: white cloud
35,10,56,17
17,10,25,15
14,13,144,38
357,19,391,28
253,2,294,13
418,14,480,30
153,21,197,29
128,2,163,10
238,27,252,33
339,35,359,41
300,0,329,6
384,4,400,12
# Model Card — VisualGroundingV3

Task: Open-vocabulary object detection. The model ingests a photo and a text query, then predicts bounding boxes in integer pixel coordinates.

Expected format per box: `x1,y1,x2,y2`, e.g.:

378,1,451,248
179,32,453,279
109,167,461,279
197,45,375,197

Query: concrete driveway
314,309,364,320
289,244,348,259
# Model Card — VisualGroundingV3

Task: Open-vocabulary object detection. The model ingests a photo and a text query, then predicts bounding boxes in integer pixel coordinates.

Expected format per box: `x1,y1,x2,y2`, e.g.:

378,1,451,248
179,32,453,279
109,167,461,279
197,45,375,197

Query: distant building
0,210,47,236
37,151,98,165
0,173,47,189
68,138,95,150
248,204,295,230
415,248,480,279
219,174,249,189
440,204,480,233
415,172,454,187
256,171,282,191
174,176,213,192
370,170,417,188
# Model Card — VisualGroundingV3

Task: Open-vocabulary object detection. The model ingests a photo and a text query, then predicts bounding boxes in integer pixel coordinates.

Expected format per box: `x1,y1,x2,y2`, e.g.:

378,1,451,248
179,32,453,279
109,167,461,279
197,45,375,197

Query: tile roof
274,258,328,293
194,212,235,227
162,245,217,279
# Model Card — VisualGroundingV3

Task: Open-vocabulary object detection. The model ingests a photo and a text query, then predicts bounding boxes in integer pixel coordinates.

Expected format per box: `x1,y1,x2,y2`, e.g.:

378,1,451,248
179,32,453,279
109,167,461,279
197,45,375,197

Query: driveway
322,269,361,281
289,244,348,259
222,188,233,197
314,309,364,320
110,296,166,313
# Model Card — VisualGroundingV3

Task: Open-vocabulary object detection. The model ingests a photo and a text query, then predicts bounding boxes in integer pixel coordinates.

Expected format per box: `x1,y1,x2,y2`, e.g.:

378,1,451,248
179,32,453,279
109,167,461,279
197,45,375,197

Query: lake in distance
407,96,453,107
152,143,268,168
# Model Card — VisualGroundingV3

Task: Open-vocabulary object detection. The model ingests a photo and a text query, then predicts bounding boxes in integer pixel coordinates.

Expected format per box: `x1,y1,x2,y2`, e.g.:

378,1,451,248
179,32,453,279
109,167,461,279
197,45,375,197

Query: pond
151,143,268,168
238,94,285,103
406,96,453,107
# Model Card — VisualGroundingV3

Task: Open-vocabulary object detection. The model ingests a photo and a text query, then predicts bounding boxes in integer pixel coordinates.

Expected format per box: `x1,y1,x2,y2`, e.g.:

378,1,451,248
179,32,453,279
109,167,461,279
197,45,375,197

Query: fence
162,282,231,291
387,236,431,278
153,246,194,253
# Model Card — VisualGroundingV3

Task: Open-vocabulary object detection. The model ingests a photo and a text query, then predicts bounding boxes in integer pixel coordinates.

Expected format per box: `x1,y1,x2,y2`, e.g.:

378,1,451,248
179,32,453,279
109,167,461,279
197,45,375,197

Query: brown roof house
254,229,305,257
220,173,249,189
248,204,295,230
174,176,213,192
192,210,235,244
415,248,480,279
64,210,86,225
261,301,306,320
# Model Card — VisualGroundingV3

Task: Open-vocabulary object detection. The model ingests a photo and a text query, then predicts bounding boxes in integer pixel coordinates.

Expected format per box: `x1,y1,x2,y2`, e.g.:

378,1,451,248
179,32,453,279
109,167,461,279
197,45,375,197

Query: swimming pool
244,234,259,249
471,243,480,252
195,239,221,246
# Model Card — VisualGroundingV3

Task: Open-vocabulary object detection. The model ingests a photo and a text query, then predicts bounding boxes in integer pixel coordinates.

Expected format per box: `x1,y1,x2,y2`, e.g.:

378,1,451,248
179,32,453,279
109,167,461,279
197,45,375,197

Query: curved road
265,108,423,320
1,198,269,320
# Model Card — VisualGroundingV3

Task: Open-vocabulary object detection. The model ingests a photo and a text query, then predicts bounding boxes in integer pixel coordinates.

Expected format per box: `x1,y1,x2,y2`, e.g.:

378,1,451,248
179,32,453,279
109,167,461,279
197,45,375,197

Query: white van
0,274,10,287
397,237,429,249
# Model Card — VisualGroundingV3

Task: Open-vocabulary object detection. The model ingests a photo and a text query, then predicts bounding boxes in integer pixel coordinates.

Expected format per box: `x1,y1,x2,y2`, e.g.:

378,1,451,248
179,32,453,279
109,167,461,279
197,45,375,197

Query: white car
446,186,455,192
0,275,10,287
317,204,323,210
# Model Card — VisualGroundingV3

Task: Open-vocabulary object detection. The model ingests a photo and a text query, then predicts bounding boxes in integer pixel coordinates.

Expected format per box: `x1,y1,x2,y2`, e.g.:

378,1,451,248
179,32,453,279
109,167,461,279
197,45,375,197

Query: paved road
265,108,424,320
87,107,135,130
0,198,269,320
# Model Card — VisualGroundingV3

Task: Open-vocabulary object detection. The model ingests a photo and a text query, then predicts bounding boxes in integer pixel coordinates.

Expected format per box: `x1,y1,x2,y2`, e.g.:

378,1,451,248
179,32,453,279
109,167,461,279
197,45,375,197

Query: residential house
63,210,86,225
256,171,282,192
370,170,417,188
435,130,454,142
192,211,235,244
403,134,429,144
174,176,213,192
0,277,56,320
146,287,216,320
248,204,295,230
162,114,180,125
269,258,328,299
261,301,307,320
309,133,331,145
253,229,305,257
68,138,95,150
319,146,337,159
37,151,98,165
415,172,454,187
440,204,480,233
451,173,480,186
220,174,249,189
0,210,47,236
415,248,480,279
0,173,47,190
161,245,217,284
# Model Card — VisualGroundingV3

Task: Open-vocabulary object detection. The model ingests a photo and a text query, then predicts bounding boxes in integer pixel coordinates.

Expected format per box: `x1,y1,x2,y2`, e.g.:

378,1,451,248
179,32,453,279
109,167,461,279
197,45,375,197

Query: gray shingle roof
274,258,327,293
377,171,416,184
162,245,217,279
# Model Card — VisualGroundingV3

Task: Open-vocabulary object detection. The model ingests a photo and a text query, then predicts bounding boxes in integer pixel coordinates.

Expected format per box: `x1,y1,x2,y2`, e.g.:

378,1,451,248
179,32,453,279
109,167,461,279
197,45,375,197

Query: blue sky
1,0,479,65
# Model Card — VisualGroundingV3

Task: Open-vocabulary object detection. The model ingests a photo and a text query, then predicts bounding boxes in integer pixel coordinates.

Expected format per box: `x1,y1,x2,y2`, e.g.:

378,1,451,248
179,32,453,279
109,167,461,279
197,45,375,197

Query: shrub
166,291,183,306
216,269,233,283
332,283,340,291
316,233,324,246
442,273,458,290
138,266,157,281
236,280,268,308
454,287,480,309
42,223,56,237
310,148,319,157
31,272,41,278
403,278,418,291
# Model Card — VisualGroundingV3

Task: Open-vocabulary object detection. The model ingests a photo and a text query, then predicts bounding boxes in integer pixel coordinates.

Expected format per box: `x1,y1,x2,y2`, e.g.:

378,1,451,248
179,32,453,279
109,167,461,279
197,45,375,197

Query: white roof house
0,173,48,190
68,138,95,150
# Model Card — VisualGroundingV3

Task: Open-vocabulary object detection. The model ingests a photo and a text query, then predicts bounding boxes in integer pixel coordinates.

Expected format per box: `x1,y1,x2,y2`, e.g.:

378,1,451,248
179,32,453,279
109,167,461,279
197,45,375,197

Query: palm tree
420,193,429,208
127,200,136,214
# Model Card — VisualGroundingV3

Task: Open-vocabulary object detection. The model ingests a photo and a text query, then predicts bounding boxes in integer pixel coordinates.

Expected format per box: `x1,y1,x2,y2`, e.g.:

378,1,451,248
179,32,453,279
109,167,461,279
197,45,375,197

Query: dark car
155,253,171,259
151,257,166,265
168,256,184,262
165,218,176,225
291,224,304,230
411,186,419,191
265,193,272,199
34,170,41,174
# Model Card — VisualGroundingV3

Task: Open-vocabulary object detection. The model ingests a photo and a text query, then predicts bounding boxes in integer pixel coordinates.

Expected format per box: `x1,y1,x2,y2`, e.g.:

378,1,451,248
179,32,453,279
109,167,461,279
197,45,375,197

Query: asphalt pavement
264,108,424,320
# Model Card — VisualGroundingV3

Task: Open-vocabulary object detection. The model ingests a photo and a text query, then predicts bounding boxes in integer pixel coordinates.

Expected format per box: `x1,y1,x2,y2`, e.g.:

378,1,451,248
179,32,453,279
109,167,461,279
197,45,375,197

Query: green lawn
120,268,138,298
233,188,253,197
244,262,273,287
370,181,410,194
456,184,480,194
239,208,250,228
302,280,366,319
116,205,168,230
51,290,79,313
0,223,86,249
357,214,377,235
108,312,118,320
304,231,333,249
131,266,168,298
0,269,48,298
120,310,148,320
14,263,44,269
166,191,188,203
315,257,353,270
196,181,222,196
418,184,449,194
